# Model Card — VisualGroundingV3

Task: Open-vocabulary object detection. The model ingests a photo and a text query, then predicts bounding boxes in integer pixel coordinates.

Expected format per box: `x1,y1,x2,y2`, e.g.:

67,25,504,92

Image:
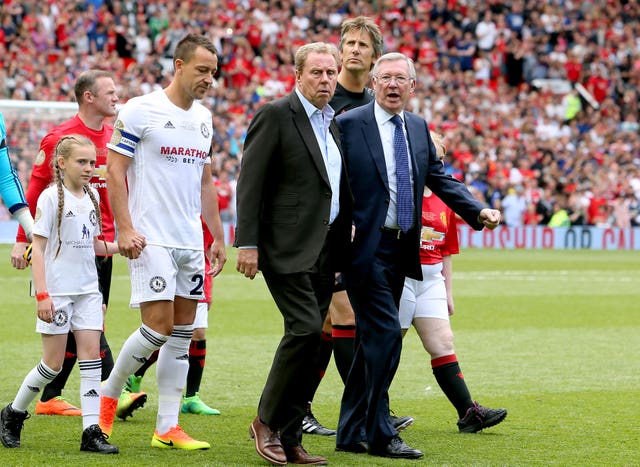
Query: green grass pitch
0,245,638,466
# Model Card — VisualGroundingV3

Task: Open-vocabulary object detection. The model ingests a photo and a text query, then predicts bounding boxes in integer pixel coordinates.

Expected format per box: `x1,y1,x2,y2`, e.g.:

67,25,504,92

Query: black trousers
259,238,334,447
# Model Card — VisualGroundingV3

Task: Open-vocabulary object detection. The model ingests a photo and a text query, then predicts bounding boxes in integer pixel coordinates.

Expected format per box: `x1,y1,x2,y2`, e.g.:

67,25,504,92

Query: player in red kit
398,132,507,433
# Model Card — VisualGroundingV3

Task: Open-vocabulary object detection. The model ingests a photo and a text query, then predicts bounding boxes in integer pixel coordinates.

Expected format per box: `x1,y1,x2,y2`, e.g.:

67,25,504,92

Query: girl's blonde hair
430,131,446,161
52,135,105,258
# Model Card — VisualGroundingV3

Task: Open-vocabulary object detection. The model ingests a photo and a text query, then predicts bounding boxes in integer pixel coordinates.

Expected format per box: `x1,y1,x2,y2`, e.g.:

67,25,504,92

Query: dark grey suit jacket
234,91,352,274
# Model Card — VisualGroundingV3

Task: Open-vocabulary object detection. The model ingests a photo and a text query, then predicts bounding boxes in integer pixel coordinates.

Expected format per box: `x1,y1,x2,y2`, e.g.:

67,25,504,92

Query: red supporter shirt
586,76,609,103
17,115,115,244
246,25,262,50
564,60,582,82
419,194,460,265
215,178,231,211
452,149,474,171
227,55,252,88
418,43,438,72
587,196,608,225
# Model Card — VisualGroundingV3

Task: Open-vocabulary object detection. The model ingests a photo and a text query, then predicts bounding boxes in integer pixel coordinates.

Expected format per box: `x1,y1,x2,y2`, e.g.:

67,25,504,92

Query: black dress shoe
335,440,369,453
369,436,424,459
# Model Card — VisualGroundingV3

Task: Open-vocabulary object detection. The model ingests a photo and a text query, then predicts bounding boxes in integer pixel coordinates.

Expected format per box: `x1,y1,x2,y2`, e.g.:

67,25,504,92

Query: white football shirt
107,89,213,250
33,185,100,295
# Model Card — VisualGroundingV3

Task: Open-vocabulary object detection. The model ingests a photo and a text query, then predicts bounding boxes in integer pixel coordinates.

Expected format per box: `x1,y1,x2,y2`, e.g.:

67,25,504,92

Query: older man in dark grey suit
234,42,353,466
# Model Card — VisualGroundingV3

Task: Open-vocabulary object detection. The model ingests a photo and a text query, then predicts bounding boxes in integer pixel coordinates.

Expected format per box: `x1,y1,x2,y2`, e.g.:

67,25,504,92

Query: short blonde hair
430,131,446,160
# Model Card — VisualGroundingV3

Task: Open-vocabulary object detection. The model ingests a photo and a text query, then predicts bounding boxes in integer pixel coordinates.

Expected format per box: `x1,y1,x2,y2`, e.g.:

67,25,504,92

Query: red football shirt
419,194,460,265
17,115,115,244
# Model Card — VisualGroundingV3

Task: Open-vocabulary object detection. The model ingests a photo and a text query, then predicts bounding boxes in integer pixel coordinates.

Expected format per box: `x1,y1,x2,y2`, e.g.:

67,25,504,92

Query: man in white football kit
99,34,226,450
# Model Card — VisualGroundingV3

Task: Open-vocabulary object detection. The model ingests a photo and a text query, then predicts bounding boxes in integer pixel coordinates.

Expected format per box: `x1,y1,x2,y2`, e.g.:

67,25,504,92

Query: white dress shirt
296,88,342,224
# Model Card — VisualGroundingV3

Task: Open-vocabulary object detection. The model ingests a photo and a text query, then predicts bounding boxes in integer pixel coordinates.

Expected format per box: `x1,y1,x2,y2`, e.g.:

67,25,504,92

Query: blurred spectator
214,167,236,245
0,1,638,229
586,64,611,103
523,202,541,226
610,193,632,228
587,186,611,227
547,194,572,227
454,30,476,72
475,10,497,52
501,184,527,227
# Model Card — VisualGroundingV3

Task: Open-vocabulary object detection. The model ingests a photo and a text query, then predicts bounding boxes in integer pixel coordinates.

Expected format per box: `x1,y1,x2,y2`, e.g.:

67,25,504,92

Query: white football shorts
193,302,209,329
35,291,104,335
399,262,449,329
128,244,205,307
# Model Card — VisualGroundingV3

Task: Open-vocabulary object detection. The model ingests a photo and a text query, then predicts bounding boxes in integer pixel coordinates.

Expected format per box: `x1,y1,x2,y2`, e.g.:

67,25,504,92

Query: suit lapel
329,120,343,158
361,103,389,191
404,113,427,221
290,93,330,186
404,114,422,186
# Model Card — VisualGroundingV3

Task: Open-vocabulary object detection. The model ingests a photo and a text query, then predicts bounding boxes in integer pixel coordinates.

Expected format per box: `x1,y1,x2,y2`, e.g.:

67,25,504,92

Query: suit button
384,198,390,204
323,220,329,225
324,192,331,199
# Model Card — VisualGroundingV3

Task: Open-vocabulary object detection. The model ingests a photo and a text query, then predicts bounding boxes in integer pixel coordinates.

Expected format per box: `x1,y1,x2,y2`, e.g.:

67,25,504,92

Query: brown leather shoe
284,445,328,465
249,417,287,466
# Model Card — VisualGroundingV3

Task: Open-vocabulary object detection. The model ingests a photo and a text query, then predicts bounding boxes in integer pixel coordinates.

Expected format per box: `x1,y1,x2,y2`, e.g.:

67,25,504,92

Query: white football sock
78,359,101,429
155,325,193,434
102,324,168,399
13,361,60,412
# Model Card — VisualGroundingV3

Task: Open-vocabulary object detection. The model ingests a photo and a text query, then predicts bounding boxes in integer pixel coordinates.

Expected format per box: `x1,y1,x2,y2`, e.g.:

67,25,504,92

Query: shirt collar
296,88,335,121
374,101,404,125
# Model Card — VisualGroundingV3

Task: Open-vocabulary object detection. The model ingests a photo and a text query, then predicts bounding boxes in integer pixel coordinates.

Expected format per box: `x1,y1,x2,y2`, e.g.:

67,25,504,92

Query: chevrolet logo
94,164,107,180
421,227,444,242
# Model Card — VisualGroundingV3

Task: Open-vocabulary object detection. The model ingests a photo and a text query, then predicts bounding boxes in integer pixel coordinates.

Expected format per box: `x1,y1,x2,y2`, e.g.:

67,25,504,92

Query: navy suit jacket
337,101,485,282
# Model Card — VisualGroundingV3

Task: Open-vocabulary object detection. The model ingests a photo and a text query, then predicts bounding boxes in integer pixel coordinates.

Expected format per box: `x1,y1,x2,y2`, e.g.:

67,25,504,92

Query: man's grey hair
295,42,340,74
371,53,416,80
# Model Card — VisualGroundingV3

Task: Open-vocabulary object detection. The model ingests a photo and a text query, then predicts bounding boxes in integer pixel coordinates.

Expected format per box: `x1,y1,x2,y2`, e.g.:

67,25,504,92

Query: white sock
13,361,59,412
102,324,168,399
79,359,101,429
155,325,193,434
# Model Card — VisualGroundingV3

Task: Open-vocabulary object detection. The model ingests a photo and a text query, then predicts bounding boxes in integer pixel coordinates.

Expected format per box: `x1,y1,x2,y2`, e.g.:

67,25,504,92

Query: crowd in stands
1,0,639,228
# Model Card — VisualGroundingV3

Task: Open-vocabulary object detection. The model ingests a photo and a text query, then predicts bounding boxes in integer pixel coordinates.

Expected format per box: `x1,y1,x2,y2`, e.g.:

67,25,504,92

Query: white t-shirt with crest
107,89,213,250
33,185,100,295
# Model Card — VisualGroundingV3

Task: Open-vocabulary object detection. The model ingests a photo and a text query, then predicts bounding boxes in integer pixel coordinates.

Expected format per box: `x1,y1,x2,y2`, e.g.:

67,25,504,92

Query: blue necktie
391,114,413,232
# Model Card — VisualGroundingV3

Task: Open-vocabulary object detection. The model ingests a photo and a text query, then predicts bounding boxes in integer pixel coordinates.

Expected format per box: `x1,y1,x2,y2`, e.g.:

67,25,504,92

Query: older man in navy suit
335,52,501,459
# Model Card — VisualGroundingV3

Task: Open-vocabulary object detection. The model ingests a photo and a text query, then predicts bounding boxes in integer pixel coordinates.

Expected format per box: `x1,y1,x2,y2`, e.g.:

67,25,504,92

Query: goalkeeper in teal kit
0,112,34,240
